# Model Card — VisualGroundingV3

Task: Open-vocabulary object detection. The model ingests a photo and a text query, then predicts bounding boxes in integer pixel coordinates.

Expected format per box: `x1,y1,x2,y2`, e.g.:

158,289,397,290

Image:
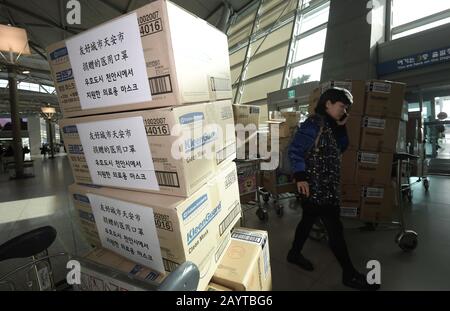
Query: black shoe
343,271,380,291
287,250,314,271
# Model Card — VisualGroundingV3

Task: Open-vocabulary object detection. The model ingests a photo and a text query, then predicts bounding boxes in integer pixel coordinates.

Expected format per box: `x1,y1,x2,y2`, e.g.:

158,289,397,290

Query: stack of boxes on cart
308,80,406,223
47,0,271,291
232,104,303,196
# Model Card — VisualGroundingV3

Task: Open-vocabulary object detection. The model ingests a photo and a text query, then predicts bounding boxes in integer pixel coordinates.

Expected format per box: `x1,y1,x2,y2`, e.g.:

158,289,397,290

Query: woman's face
326,100,347,121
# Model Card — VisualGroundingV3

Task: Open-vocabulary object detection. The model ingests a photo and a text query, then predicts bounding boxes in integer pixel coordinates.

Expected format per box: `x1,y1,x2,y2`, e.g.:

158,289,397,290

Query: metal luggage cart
308,153,420,252
258,169,301,219
391,152,419,251
0,226,199,291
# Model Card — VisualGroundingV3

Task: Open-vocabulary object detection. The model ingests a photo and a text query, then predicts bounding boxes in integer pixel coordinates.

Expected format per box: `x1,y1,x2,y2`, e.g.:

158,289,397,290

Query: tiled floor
1,155,450,290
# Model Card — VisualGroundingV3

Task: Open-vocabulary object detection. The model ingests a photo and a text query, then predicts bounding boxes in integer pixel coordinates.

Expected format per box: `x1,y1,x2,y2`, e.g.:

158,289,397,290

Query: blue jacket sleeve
335,125,349,153
288,118,320,182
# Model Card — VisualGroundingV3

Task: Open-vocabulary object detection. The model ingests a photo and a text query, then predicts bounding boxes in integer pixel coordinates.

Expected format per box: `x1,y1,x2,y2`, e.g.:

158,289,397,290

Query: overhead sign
377,46,450,76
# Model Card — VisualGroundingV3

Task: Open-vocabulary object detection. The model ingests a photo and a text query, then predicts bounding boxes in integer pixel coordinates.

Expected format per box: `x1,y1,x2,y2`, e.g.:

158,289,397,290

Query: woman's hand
297,181,309,197
336,113,349,126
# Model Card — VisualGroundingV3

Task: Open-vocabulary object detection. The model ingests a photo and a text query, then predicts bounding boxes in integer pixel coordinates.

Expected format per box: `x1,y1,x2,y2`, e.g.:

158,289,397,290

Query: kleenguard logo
187,204,221,245
182,194,208,221
179,112,204,125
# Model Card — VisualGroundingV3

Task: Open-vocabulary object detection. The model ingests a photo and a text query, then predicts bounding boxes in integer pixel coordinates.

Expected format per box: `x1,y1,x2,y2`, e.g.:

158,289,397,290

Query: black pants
291,201,355,275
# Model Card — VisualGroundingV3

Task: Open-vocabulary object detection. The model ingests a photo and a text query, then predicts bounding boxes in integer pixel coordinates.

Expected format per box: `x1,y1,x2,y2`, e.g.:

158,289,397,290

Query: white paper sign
87,193,165,274
77,116,159,191
66,12,152,109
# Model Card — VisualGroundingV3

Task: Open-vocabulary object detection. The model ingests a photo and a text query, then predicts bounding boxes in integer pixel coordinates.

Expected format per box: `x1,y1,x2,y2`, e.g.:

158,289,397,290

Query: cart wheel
256,208,268,221
276,205,284,217
262,193,270,202
396,230,418,252
423,179,429,191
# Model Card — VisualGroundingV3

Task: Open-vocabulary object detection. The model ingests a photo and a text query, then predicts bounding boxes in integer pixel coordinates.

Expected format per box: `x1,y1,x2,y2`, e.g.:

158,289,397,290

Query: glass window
392,0,450,39
41,85,55,94
18,82,40,92
289,57,323,86
297,3,330,35
392,0,450,27
293,28,327,62
393,16,450,39
0,79,8,88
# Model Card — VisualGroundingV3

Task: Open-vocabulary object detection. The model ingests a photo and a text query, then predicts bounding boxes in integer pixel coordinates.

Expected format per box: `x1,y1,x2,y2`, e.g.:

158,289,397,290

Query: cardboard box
75,248,167,291
233,104,261,128
360,116,400,153
365,80,406,118
308,87,321,115
205,100,237,167
360,183,396,222
212,228,272,291
266,120,290,138
340,184,361,215
206,282,232,291
69,162,241,291
47,0,231,118
356,151,393,185
60,101,235,197
280,111,301,128
346,115,362,151
308,80,366,116
341,150,357,184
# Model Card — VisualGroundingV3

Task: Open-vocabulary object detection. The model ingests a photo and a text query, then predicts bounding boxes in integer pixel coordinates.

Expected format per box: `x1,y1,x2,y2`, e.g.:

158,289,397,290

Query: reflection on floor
1,156,450,290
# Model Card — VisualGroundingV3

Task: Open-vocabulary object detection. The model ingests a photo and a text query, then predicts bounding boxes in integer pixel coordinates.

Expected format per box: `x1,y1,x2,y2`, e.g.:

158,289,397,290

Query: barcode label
363,187,384,198
216,142,236,165
333,81,352,92
249,106,260,114
321,81,352,93
220,106,233,120
156,171,179,187
215,232,230,262
358,152,379,164
210,77,231,91
367,81,392,93
149,75,172,95
341,207,358,217
364,117,386,129
219,202,241,236
163,258,179,272
231,230,263,245
144,271,160,281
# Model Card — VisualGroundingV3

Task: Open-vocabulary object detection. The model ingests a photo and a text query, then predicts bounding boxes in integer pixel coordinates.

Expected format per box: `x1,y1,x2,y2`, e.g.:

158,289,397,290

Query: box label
87,193,165,274
66,13,152,110
364,117,386,129
363,187,384,198
76,116,159,191
341,207,358,217
366,81,392,94
358,152,379,164
321,81,352,93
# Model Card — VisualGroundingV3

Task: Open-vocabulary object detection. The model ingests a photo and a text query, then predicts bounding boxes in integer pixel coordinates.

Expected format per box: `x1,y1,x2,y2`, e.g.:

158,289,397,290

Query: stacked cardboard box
308,80,406,222
69,161,241,290
357,80,405,222
47,0,247,291
211,227,272,291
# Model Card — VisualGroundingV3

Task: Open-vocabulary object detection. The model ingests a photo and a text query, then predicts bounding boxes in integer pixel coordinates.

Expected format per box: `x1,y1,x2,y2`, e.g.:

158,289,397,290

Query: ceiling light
22,70,30,74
